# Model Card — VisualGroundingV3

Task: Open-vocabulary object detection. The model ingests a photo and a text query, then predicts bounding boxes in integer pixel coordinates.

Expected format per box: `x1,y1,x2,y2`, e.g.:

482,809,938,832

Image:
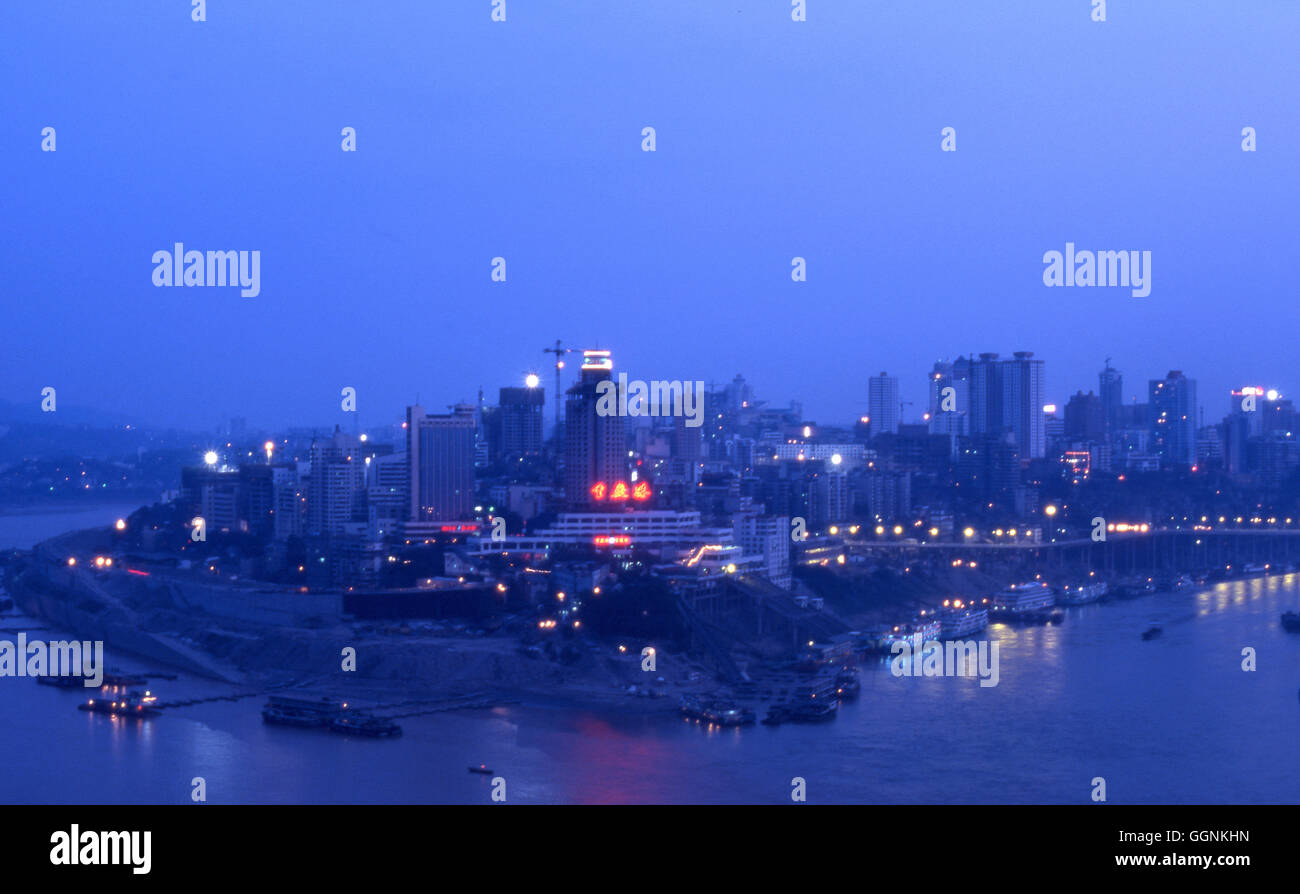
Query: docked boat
78,690,160,717
468,764,494,775
1281,612,1300,633
1055,581,1108,606
36,675,88,689
1141,625,1162,641
261,694,345,728
679,694,755,726
834,668,860,699
989,582,1056,620
938,601,988,638
330,712,402,738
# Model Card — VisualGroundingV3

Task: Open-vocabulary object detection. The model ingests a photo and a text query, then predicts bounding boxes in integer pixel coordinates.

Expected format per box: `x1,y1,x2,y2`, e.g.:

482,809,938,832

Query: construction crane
542,340,578,436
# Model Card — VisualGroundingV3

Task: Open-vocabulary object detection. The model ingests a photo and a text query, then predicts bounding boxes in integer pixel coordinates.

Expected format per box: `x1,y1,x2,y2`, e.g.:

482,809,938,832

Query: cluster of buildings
170,348,1298,596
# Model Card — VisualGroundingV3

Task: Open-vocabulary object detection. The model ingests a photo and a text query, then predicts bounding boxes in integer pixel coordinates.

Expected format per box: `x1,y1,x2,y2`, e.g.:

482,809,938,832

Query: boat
36,675,88,688
78,690,160,717
1244,563,1268,575
680,694,755,726
1055,581,1108,606
989,582,1056,620
1141,625,1162,641
834,668,860,699
330,712,402,738
468,764,494,775
261,694,345,728
1281,612,1300,633
761,700,837,725
937,601,988,638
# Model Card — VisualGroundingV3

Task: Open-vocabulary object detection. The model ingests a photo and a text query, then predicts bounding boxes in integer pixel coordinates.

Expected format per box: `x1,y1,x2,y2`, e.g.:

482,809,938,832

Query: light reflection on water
4,510,1300,803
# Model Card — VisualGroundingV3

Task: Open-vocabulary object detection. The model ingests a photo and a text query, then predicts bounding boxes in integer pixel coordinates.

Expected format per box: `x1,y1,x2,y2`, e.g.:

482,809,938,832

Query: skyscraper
307,428,365,537
966,351,1045,459
498,385,545,458
868,372,900,435
1149,371,1198,467
564,350,627,509
406,404,476,521
1003,351,1045,459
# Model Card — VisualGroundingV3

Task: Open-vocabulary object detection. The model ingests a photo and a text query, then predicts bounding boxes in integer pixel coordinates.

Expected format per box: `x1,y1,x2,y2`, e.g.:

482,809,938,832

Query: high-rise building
406,404,476,522
967,351,1045,459
1064,391,1105,442
1149,371,1198,467
927,359,969,456
868,372,900,435
498,385,545,458
307,428,365,537
1099,361,1123,434
564,350,627,509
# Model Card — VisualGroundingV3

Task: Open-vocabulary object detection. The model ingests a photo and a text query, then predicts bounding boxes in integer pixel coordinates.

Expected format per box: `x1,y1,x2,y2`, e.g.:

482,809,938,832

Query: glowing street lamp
264,441,275,463
203,450,219,467
525,373,540,389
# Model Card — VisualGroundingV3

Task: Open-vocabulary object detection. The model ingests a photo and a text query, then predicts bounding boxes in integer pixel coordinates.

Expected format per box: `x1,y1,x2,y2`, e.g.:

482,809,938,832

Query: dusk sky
3,1,1296,431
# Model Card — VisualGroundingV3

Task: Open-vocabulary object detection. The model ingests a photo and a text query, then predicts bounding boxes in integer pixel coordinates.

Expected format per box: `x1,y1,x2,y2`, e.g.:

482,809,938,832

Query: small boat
1141,626,1162,641
468,764,494,775
1281,612,1300,633
36,675,88,689
78,690,160,717
835,668,860,699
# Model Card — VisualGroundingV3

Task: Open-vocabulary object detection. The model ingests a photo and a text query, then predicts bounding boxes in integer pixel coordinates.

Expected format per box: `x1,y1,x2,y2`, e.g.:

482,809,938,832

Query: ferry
989,582,1056,618
79,690,160,717
1280,612,1300,633
1056,581,1108,606
938,600,988,638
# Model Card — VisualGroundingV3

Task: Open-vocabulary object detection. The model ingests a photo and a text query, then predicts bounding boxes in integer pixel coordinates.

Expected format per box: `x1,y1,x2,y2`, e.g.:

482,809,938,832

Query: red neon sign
590,480,651,502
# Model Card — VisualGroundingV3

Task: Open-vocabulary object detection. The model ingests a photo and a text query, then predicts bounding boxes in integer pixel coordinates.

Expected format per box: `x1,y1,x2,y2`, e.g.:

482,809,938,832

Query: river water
3,506,1299,804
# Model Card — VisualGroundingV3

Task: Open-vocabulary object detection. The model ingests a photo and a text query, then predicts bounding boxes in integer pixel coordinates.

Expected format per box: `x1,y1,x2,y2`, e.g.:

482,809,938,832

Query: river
2,506,1299,804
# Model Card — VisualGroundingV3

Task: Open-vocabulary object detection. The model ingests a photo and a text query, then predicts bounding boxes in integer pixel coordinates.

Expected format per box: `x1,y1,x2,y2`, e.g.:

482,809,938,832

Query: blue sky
3,1,1297,431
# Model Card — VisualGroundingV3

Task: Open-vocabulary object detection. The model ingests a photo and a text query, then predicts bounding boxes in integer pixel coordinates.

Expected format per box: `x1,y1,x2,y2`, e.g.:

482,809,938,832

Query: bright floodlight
203,451,219,466
831,453,843,466
525,373,540,389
